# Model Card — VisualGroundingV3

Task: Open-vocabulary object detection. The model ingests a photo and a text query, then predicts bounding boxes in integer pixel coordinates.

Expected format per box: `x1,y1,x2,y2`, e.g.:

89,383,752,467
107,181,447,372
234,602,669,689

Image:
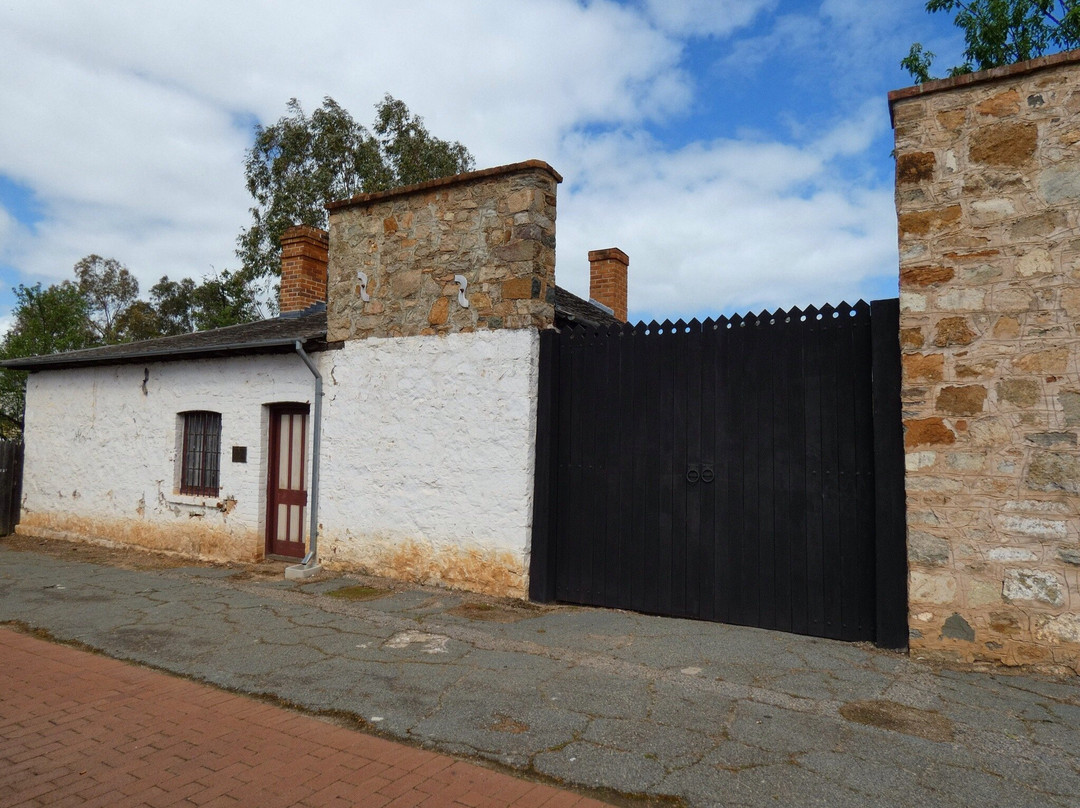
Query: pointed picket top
702,316,718,332
645,319,661,336
787,304,804,325
674,318,688,336
854,299,871,317
631,320,649,336
659,319,675,335
687,317,702,334
605,322,623,337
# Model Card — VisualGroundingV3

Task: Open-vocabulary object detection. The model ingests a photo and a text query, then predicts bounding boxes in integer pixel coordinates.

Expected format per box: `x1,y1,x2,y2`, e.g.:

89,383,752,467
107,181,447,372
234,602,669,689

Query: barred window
179,411,221,496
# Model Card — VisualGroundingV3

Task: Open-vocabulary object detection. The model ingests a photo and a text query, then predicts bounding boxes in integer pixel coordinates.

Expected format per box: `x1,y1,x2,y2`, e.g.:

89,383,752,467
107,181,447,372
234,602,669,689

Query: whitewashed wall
20,354,315,561
319,328,539,597
19,328,540,596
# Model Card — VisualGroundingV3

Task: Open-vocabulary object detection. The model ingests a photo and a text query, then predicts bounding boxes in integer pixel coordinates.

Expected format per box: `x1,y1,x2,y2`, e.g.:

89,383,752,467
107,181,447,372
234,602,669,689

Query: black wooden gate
530,299,907,648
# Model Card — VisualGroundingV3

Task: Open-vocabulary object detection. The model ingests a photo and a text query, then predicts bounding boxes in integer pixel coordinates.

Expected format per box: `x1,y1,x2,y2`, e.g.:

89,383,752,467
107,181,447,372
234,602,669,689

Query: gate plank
834,306,860,640
642,322,663,614
528,330,559,602
630,323,650,613
786,310,810,636
819,307,844,640
691,319,708,613
737,318,761,628
851,303,877,641
556,329,580,603
602,324,623,608
672,321,690,616
803,307,826,637
872,298,908,650
770,311,797,634
757,314,777,631
657,321,677,616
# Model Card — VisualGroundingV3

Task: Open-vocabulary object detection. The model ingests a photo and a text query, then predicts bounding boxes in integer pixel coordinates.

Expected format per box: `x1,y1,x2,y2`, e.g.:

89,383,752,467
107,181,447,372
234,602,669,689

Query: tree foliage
905,0,1080,83
0,258,265,434
0,282,96,434
237,94,474,280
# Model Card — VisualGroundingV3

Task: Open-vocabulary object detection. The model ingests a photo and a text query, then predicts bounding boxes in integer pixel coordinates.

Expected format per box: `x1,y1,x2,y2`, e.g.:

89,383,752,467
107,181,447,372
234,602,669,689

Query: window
179,411,221,496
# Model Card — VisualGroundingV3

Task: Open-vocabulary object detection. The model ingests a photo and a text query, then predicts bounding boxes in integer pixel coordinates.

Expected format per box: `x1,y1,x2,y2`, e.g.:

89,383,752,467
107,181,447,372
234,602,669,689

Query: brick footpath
0,628,612,808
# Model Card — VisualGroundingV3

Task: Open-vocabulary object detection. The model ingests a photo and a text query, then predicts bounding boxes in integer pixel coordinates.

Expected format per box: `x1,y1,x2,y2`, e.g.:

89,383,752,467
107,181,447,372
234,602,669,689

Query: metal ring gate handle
686,468,700,484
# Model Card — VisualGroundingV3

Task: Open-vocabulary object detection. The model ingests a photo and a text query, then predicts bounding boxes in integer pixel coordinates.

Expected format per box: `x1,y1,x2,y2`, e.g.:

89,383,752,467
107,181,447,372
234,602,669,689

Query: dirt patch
839,699,954,742
327,585,391,602
447,600,543,623
230,565,291,581
489,714,529,734
2,532,198,571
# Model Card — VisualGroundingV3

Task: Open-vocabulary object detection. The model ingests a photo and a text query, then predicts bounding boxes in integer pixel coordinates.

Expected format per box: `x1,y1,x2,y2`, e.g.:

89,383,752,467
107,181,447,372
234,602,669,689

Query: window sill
168,493,222,509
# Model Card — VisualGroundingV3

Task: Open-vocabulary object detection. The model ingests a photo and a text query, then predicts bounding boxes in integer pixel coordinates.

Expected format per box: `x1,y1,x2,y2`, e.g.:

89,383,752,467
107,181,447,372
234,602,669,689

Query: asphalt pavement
1,539,1079,807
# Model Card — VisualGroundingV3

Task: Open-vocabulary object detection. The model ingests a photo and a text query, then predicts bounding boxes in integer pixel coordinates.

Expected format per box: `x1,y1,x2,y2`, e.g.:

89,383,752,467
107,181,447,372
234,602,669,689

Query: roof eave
1,334,332,372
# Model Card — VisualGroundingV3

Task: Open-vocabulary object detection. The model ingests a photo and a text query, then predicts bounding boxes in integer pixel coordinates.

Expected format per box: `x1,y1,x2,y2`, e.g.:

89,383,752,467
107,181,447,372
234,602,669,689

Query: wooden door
266,405,308,559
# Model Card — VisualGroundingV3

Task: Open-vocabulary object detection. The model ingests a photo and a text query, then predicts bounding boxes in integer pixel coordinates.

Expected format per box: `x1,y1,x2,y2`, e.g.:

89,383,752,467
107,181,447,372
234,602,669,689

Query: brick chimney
588,248,629,322
279,226,329,314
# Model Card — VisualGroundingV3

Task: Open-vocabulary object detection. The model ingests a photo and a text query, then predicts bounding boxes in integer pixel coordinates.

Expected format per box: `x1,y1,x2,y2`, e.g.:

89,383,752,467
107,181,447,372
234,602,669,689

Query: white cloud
553,109,897,321
0,0,695,294
0,0,902,326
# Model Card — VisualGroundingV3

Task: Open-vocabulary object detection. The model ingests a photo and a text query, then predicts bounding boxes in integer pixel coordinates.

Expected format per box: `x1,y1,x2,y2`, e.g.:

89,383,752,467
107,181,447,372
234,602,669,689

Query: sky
0,0,967,327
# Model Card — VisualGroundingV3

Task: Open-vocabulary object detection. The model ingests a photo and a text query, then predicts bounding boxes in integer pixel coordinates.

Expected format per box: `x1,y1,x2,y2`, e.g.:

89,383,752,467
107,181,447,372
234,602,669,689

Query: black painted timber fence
529,299,907,649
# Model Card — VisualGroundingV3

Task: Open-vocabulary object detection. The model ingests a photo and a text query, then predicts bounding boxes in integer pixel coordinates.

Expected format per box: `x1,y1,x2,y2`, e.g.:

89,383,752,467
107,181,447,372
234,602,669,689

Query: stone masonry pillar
890,50,1080,671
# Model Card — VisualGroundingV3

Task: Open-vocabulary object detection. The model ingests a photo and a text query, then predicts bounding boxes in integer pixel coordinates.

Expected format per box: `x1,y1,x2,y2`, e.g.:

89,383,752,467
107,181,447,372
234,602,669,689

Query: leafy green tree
237,94,474,280
74,254,140,343
0,282,96,433
905,0,1080,83
0,261,264,434
150,269,265,334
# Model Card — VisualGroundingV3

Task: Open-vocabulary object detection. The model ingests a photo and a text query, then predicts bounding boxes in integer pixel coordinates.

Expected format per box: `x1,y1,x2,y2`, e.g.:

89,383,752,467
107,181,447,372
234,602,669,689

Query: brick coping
888,47,1080,108
326,159,563,212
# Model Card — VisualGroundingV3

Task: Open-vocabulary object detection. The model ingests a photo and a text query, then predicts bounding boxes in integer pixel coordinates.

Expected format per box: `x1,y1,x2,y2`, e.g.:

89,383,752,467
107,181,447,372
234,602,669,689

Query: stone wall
325,161,560,342
891,50,1080,671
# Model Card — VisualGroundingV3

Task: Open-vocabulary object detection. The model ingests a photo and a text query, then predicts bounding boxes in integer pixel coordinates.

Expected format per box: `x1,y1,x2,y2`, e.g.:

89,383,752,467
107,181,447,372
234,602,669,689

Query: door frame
265,403,310,559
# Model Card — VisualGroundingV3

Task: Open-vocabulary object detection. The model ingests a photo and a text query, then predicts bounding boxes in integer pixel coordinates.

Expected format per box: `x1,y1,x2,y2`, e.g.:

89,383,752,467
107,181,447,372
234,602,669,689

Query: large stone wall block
1003,569,1066,606
969,122,1038,166
1026,451,1080,494
1040,162,1080,203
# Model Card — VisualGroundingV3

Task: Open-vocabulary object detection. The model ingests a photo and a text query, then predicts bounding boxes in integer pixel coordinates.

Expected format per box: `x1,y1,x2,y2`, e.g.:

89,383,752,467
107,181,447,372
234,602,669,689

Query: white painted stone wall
318,328,540,598
19,328,540,596
20,353,315,561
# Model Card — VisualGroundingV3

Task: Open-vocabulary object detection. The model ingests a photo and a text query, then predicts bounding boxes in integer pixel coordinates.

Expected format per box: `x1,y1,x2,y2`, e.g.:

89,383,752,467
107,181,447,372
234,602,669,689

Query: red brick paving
0,628,612,808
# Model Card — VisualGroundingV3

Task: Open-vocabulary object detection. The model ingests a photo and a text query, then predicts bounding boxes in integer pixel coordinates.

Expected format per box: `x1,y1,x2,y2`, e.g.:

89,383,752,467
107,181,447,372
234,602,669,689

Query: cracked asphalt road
2,542,1079,808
